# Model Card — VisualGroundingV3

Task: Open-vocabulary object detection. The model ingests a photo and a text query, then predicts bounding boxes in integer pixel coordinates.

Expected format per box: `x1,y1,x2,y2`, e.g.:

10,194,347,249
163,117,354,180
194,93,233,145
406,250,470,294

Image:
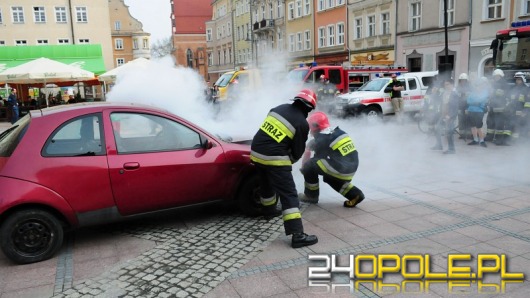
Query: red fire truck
286,64,408,93
493,21,530,82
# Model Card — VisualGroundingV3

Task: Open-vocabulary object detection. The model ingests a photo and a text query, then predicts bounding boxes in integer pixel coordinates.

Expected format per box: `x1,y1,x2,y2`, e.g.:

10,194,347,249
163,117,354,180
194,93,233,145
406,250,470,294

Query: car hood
339,90,385,99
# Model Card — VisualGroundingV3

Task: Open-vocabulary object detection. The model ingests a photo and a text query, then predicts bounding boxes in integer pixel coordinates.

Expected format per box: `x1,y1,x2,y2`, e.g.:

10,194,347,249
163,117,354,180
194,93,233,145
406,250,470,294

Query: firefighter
456,73,471,140
299,112,365,208
316,75,338,113
486,69,511,145
250,89,319,248
510,72,530,142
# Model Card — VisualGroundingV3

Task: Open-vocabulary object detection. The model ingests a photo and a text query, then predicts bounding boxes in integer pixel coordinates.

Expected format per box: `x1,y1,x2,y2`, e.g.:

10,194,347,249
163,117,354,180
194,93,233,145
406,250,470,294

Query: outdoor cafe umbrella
98,57,151,83
0,57,95,106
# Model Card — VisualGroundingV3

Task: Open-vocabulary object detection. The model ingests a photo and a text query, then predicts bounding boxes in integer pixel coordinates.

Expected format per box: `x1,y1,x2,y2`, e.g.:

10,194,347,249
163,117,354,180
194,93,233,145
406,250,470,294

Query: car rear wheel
1,209,64,264
237,175,262,216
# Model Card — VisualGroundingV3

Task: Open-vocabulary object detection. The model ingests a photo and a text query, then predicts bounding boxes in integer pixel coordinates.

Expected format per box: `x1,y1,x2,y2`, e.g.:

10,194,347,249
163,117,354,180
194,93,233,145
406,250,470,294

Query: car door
105,111,228,216
403,78,422,112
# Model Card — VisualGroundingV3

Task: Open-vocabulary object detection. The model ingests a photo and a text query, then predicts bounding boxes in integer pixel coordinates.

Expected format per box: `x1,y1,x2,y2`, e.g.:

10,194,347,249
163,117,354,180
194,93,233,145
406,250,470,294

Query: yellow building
233,0,252,68
285,0,315,67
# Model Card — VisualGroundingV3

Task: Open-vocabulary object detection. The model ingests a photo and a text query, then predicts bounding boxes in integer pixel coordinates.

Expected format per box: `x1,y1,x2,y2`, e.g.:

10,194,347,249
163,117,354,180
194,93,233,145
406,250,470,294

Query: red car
0,102,261,264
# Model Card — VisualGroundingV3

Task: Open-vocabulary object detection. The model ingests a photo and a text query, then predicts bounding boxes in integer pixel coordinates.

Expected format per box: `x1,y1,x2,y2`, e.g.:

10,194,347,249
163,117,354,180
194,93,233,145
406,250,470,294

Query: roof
173,0,212,34
0,45,106,75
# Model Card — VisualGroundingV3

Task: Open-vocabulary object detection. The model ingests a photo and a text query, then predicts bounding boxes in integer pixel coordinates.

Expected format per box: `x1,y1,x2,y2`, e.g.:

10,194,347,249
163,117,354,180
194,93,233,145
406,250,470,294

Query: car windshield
215,73,234,87
287,69,309,82
358,79,390,91
0,115,30,157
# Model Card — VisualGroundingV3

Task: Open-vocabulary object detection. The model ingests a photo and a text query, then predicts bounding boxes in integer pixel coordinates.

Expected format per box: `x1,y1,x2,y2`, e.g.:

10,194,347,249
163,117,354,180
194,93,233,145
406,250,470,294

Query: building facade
233,0,252,68
206,0,234,83
348,0,396,68
313,0,348,65
109,0,150,68
395,0,471,78
285,0,315,67
172,0,212,81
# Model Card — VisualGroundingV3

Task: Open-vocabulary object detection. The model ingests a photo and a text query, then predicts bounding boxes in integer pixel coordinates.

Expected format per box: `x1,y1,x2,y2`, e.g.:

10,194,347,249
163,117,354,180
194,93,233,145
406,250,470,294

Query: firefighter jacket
308,127,357,180
251,103,309,168
489,79,510,113
509,83,530,115
317,83,338,102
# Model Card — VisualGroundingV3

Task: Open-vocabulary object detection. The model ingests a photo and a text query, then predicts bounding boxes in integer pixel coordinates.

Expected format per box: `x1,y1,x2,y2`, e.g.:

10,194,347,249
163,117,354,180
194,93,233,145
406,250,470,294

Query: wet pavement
1,117,530,297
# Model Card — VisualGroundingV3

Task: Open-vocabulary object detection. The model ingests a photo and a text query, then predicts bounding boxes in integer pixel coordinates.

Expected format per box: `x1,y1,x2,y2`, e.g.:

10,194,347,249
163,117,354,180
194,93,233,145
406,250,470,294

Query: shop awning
0,44,106,75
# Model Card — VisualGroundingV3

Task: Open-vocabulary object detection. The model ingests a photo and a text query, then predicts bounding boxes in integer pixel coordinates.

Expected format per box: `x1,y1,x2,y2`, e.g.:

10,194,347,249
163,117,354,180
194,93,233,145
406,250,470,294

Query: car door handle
123,162,140,170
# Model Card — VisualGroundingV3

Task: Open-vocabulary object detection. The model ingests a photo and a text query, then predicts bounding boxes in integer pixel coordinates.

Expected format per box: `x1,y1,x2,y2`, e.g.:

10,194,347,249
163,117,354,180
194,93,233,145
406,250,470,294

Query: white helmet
458,73,469,80
493,69,505,77
514,72,526,83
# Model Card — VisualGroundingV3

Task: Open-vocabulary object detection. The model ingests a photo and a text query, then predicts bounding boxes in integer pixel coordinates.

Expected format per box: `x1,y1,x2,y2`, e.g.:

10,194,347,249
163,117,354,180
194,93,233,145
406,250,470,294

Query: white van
334,71,438,118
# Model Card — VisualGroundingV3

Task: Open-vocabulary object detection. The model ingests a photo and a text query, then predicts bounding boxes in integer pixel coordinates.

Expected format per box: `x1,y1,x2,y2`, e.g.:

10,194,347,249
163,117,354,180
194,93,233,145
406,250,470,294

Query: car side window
111,113,201,154
408,78,418,90
43,114,104,157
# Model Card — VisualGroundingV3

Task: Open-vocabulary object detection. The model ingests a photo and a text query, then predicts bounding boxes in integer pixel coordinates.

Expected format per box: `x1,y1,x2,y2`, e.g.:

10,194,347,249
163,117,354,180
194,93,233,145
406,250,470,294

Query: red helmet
294,89,317,109
307,111,330,133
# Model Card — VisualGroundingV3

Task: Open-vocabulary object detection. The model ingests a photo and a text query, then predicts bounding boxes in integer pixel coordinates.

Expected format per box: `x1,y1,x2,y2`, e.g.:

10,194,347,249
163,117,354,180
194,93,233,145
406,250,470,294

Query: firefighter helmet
514,72,526,83
458,73,469,80
307,111,330,133
493,69,505,77
294,89,317,109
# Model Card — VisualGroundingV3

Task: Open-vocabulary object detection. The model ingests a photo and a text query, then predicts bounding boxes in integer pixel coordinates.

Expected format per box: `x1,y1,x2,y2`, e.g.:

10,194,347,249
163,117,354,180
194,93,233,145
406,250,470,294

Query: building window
381,12,390,35
229,47,232,63
485,0,502,19
37,39,48,45
33,7,46,23
318,27,326,48
117,58,125,66
143,39,149,49
277,1,284,18
525,0,530,15
76,7,87,22
187,49,193,68
115,21,121,30
288,34,295,52
269,2,273,18
296,32,302,51
295,0,302,18
115,39,124,50
133,39,138,49
208,53,213,66
278,29,283,51
0,9,2,24
367,15,376,37
304,30,311,50
440,0,454,26
288,2,294,20
327,25,335,46
0,41,5,46
337,0,345,4
327,0,334,9
55,7,67,23
354,18,362,39
12,7,25,23
206,28,212,41
318,0,325,11
58,38,69,44
410,1,421,31
15,40,27,46
78,39,90,44
337,23,344,45
304,0,311,15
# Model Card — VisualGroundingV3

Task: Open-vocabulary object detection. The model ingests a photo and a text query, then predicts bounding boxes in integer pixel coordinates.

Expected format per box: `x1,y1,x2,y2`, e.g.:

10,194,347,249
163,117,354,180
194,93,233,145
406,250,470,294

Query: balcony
253,19,275,32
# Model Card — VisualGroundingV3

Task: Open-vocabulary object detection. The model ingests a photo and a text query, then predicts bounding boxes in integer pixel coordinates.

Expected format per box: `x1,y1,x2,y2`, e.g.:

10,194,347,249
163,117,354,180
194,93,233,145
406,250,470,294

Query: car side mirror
200,136,213,149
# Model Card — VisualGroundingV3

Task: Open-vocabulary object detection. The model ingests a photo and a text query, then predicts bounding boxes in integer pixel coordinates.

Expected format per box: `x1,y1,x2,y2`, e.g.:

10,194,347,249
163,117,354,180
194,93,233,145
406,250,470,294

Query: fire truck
286,64,408,93
493,21,530,82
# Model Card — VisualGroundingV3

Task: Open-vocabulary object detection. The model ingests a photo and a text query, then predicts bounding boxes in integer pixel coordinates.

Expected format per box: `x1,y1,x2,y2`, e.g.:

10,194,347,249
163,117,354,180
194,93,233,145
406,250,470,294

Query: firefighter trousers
301,158,364,202
255,164,303,235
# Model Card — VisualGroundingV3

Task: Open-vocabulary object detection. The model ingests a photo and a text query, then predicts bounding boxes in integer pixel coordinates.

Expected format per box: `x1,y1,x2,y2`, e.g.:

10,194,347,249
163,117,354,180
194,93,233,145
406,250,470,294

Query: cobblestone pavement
1,118,530,297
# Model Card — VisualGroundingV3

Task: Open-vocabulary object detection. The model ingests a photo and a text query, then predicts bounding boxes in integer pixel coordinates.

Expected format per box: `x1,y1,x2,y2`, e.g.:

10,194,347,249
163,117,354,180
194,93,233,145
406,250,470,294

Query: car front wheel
1,209,64,264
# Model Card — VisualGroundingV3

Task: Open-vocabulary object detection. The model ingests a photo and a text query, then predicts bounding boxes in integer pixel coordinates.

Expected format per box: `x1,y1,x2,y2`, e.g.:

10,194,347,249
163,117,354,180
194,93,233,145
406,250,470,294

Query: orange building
171,0,212,80
313,1,348,65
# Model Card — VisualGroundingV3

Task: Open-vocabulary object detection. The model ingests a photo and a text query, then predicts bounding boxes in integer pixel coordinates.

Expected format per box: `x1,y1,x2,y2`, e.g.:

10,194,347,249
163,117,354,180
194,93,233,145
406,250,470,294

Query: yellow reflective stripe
316,160,354,181
330,134,349,149
250,155,292,166
259,113,295,143
331,136,356,156
305,182,319,191
283,212,302,221
340,183,354,196
261,195,277,206
525,103,530,108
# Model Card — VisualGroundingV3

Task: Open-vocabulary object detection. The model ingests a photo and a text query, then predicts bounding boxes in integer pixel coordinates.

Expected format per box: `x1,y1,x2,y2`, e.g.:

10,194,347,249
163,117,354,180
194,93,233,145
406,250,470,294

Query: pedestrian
508,72,529,143
386,73,405,124
250,89,319,248
485,69,510,144
299,111,365,208
455,73,471,140
432,79,459,154
7,88,19,124
466,77,490,148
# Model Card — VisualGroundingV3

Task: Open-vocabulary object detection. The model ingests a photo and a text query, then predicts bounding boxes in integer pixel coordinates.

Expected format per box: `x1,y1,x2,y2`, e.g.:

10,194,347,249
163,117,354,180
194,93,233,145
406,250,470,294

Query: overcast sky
124,0,172,44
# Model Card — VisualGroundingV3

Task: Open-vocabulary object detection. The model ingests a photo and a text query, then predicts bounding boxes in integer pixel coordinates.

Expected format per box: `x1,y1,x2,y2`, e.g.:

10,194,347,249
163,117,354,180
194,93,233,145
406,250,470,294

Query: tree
151,37,173,59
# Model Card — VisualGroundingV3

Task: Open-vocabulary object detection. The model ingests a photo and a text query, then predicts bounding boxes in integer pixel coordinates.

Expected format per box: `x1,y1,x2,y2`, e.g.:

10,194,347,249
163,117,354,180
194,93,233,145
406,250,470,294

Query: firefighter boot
344,193,365,208
292,233,318,248
298,193,319,204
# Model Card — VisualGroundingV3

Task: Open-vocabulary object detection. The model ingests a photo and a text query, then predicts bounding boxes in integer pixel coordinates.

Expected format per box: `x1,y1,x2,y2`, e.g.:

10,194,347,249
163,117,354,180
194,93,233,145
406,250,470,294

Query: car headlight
347,97,363,104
